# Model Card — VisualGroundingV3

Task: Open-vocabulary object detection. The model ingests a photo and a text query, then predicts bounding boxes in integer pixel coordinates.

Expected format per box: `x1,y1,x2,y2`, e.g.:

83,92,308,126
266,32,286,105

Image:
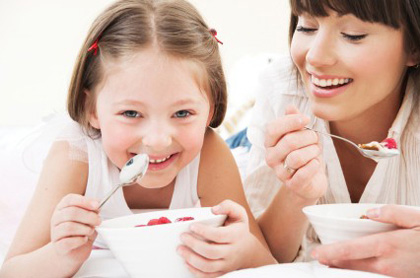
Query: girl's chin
137,176,175,189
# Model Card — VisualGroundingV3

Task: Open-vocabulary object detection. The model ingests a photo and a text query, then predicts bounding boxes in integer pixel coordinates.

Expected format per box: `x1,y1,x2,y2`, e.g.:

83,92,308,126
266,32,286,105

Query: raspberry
147,218,160,226
381,138,397,149
157,217,172,224
175,217,195,222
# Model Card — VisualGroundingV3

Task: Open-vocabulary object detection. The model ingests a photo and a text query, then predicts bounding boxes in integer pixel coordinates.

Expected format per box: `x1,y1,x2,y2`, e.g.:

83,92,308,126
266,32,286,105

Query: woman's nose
306,31,337,68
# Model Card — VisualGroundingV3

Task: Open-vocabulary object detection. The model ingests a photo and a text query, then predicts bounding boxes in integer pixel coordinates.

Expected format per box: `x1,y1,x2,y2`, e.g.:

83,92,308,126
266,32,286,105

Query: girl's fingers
51,222,95,242
184,261,224,278
54,236,89,255
212,200,248,224
177,245,225,274
56,194,99,211
180,232,228,260
51,206,101,227
265,129,318,169
189,224,234,244
264,114,310,148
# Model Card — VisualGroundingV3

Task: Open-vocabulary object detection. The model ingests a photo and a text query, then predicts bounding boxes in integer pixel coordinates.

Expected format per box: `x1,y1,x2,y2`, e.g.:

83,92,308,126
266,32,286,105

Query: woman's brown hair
289,0,420,84
67,0,227,135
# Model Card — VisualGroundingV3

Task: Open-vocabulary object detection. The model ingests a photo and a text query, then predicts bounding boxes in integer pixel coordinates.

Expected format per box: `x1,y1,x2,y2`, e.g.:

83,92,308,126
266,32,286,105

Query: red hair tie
209,28,223,45
88,38,100,55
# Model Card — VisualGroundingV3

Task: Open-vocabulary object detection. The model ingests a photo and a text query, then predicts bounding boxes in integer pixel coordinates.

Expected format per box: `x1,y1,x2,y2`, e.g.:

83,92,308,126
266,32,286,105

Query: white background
0,0,291,126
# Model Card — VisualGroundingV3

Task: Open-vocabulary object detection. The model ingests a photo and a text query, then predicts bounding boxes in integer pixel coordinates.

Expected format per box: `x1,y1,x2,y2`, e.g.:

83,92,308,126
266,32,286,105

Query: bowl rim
96,207,227,231
302,203,388,222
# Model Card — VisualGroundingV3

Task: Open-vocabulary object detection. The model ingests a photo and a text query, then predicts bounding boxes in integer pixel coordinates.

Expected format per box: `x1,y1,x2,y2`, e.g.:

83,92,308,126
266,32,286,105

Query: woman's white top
244,55,420,261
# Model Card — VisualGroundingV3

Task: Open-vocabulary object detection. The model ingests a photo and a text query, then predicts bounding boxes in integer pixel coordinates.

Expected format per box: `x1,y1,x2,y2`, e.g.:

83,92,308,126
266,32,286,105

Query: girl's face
89,48,212,189
290,11,416,122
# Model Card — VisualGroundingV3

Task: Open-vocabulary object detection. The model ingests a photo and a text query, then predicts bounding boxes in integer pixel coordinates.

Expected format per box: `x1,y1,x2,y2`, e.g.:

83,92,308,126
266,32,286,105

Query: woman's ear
406,48,420,67
85,89,100,129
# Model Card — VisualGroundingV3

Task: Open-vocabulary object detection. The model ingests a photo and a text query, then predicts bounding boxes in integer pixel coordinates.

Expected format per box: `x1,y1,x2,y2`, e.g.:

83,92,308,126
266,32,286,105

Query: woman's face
290,11,416,122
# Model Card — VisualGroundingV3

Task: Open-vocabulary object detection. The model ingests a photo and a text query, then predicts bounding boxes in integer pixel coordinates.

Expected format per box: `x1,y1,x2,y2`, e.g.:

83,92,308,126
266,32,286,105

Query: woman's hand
50,194,101,269
265,105,327,200
177,200,262,278
312,205,420,277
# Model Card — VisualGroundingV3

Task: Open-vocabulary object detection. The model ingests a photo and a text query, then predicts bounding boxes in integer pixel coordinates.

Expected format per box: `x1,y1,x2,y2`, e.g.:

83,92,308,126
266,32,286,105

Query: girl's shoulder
197,128,242,205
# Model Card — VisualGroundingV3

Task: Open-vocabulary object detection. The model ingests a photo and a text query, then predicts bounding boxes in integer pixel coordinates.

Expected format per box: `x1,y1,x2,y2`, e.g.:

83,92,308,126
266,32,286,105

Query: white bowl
302,203,397,244
96,207,227,278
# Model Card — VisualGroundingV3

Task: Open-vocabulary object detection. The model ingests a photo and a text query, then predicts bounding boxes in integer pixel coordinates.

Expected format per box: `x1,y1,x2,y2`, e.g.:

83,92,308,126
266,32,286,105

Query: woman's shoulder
257,54,300,98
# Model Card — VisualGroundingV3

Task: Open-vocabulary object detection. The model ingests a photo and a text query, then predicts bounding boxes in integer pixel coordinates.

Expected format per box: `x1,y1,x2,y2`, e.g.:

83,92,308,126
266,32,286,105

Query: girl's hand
50,194,101,268
265,105,327,200
312,205,420,277
177,200,259,278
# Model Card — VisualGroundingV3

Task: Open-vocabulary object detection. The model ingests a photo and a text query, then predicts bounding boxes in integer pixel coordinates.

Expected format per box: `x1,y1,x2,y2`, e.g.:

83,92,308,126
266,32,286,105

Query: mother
244,0,420,276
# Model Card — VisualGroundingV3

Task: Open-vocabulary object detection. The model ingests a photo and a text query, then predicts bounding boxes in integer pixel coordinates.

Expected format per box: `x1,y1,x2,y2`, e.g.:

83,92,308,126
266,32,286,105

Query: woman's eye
122,110,140,118
174,110,191,118
342,33,367,42
296,26,317,33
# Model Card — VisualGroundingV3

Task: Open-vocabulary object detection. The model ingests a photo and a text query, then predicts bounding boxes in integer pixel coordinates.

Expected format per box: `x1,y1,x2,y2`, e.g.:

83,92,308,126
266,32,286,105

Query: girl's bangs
290,0,402,28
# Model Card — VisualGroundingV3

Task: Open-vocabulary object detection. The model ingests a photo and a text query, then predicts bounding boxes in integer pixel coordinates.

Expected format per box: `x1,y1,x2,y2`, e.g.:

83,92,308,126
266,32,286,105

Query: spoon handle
304,127,360,149
99,183,124,209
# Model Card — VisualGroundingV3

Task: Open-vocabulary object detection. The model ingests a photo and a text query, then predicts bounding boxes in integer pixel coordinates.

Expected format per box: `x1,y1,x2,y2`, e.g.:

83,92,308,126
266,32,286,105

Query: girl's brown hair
289,0,420,83
67,0,227,134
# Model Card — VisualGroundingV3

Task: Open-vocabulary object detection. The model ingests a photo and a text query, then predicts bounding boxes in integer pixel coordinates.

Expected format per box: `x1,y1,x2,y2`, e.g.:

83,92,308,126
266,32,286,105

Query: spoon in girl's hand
98,154,149,209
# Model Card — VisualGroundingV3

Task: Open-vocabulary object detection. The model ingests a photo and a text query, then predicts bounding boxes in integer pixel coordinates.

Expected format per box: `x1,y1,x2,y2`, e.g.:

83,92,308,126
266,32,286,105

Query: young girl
0,0,274,276
244,0,420,277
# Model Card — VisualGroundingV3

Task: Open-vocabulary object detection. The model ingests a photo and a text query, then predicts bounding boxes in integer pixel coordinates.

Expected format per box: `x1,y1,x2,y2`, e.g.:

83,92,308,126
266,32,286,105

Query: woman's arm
178,128,275,276
257,105,327,263
0,141,99,277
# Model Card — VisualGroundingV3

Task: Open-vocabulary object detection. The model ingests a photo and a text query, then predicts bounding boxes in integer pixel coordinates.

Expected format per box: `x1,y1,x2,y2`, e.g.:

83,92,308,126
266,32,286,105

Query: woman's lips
309,75,353,98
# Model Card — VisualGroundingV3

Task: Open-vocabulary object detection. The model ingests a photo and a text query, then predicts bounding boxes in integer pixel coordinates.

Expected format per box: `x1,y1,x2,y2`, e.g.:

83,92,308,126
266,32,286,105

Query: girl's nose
306,31,337,68
142,127,172,151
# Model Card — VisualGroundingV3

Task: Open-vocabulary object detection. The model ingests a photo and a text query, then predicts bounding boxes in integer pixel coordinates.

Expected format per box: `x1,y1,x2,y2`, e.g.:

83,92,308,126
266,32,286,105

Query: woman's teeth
312,76,351,87
149,155,171,164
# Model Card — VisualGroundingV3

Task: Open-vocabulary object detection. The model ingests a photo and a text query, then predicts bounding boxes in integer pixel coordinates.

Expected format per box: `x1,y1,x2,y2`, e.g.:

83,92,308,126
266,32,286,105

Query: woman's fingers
264,114,310,148
366,205,420,228
266,129,318,169
272,142,320,181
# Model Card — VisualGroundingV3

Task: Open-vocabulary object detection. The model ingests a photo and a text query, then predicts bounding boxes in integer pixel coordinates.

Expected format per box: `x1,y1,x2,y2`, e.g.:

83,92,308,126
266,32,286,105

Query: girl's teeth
149,155,171,164
312,76,351,87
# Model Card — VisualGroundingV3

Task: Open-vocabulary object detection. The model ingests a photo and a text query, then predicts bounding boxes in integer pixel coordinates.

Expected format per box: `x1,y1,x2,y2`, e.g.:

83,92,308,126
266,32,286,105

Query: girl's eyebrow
115,98,202,106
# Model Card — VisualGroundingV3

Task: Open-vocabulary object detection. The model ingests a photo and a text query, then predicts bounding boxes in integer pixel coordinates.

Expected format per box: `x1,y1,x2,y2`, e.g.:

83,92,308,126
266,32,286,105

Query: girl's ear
85,89,100,129
206,103,215,126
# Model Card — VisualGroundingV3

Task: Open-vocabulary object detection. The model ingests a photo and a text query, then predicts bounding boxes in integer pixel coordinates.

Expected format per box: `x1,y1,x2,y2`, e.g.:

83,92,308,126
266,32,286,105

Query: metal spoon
98,153,149,209
304,127,399,162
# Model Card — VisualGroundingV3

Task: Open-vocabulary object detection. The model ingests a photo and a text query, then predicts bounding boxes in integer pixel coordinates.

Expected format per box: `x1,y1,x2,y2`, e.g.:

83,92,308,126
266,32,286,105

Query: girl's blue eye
342,33,367,42
174,110,191,118
123,110,140,118
296,26,317,33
